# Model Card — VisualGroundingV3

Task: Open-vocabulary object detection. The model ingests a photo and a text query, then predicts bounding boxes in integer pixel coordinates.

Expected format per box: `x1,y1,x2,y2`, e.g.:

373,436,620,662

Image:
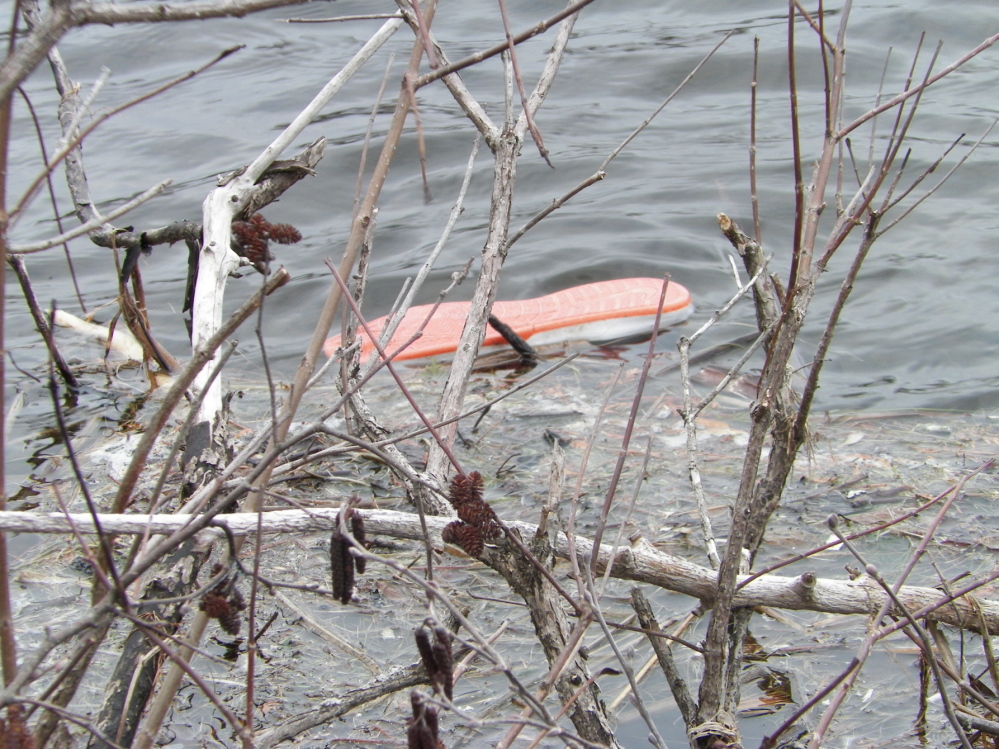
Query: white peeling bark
191,188,242,423
189,16,404,426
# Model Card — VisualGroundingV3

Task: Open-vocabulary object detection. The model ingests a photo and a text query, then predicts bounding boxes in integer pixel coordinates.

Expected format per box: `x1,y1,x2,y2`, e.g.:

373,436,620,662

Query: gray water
3,4,998,747
6,0,999,415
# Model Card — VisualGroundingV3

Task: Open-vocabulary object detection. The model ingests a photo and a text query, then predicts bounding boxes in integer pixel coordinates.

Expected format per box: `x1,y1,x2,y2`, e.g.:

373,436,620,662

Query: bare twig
827,518,974,749
414,0,597,89
589,277,670,573
9,181,172,253
9,46,239,229
583,579,667,748
630,589,696,727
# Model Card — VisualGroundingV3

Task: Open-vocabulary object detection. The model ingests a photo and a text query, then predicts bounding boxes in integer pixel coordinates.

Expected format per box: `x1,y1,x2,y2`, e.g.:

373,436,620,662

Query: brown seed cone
229,588,247,612
447,471,483,508
231,219,271,269
455,498,502,541
5,705,35,749
415,624,454,700
421,702,440,740
250,213,302,244
407,692,441,749
263,220,302,244
218,607,242,636
441,520,483,557
414,626,436,677
231,214,302,272
406,719,438,749
430,626,454,700
199,592,231,620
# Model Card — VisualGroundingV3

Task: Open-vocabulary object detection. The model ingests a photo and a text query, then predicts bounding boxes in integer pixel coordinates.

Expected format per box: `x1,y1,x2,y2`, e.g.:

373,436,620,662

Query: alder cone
447,471,483,508
199,584,247,635
231,220,269,267
414,626,436,679
406,721,431,749
415,624,454,700
227,587,243,609
200,592,230,619
430,626,454,700
407,719,444,749
218,607,242,636
231,214,302,271
0,705,35,749
441,520,483,557
421,703,440,742
455,499,501,541
407,692,443,749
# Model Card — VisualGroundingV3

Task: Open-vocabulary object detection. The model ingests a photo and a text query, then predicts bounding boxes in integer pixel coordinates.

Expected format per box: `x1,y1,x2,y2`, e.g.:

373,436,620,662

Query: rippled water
6,0,999,415
3,5,999,747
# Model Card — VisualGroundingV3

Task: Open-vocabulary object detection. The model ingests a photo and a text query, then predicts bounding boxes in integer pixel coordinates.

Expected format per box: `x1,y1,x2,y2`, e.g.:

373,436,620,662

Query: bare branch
414,0,598,89
2,506,999,633
837,31,999,140
9,180,171,253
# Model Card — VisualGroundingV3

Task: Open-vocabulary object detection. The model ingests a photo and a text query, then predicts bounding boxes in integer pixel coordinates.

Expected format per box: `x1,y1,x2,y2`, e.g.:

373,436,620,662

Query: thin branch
837,31,999,140
750,36,761,242
583,580,667,749
9,180,172,253
78,0,333,26
3,499,998,632
9,46,240,228
828,519,974,749
497,0,552,166
14,84,85,307
285,13,401,23
506,29,733,251
414,0,598,89
878,120,997,235
589,277,670,573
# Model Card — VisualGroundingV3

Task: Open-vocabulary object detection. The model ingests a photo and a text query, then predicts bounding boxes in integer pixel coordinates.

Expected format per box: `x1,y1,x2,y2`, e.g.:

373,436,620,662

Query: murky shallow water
5,0,999,416
10,344,999,747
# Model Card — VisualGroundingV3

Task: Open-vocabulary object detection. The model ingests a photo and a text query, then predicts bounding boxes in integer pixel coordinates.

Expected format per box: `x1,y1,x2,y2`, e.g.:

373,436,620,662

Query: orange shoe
324,277,693,363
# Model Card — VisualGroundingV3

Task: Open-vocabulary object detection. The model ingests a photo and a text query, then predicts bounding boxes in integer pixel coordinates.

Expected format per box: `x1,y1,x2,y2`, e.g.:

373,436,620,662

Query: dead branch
630,589,696,728
6,508,999,635
423,7,577,487
254,662,429,749
414,0,598,90
190,17,398,424
0,0,333,106
8,257,76,387
9,181,172,254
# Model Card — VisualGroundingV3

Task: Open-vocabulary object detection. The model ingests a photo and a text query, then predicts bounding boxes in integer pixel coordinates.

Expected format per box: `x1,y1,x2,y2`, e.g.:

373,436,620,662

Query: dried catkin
414,623,454,700
330,525,355,605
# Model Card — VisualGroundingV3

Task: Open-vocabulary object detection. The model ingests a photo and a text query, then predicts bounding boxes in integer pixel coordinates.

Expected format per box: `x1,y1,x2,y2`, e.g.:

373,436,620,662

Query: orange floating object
324,277,693,363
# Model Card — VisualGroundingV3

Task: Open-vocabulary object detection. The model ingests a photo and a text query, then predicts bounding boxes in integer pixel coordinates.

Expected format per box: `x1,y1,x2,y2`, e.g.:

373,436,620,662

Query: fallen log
4,508,996,634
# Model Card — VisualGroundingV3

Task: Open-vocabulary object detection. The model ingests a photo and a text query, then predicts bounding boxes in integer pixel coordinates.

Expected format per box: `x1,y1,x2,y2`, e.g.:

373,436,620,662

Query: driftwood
5,508,998,635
